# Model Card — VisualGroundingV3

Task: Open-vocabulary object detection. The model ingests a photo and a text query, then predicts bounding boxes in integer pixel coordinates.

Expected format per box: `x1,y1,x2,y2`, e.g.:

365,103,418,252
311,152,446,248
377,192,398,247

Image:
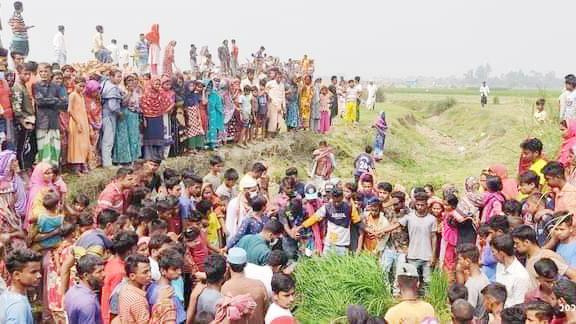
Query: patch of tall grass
425,270,451,322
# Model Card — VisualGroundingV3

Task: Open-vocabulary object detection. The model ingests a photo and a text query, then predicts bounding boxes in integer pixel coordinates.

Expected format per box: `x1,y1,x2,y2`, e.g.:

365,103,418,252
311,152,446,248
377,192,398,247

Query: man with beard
64,254,106,324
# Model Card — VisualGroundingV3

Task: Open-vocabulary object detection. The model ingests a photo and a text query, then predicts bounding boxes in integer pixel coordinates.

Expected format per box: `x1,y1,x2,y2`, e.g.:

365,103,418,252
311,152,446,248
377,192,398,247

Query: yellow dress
299,84,313,128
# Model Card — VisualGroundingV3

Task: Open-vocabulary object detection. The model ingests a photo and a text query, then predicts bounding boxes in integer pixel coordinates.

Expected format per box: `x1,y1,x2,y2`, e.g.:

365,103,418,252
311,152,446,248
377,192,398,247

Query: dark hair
457,243,480,264
486,176,503,192
490,234,515,256
229,263,246,273
413,191,429,202
209,155,224,166
488,215,509,234
14,1,23,10
519,170,540,187
481,282,507,304
6,249,42,274
124,254,150,275
112,230,139,256
76,254,104,277
511,225,538,244
204,254,227,284
78,211,94,227
542,161,565,179
478,224,491,238
187,174,203,186
163,168,179,181
525,300,554,321
556,213,573,226
10,51,24,59
268,250,288,268
251,162,267,173
271,273,295,294
157,197,178,212
451,299,474,324
553,279,576,305
158,248,184,270
183,226,201,241
534,258,558,279
536,98,546,106
138,207,158,223
73,193,90,207
364,145,373,154
150,218,168,233
97,208,120,229
263,219,284,235
196,200,213,216
520,138,543,154
448,283,469,304
165,177,181,191
501,306,526,324
116,167,134,179
149,234,173,252
376,182,393,193
285,167,298,177
503,200,522,217
60,223,76,237
224,168,239,181
445,193,459,209
42,191,60,210
250,195,268,212
391,191,406,202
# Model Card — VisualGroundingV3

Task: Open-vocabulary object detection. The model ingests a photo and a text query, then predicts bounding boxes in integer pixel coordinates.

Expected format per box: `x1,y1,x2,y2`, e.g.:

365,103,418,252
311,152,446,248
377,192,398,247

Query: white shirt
241,78,258,91
354,83,363,97
265,303,293,324
107,43,119,63
495,258,531,308
480,85,490,97
367,84,377,100
561,90,576,120
534,110,547,123
244,263,273,298
266,80,286,107
149,257,161,281
53,31,66,54
119,48,130,67
92,32,104,53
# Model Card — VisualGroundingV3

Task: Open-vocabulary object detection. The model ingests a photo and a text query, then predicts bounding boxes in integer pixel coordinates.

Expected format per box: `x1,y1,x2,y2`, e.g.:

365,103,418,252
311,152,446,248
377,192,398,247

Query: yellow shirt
529,158,547,186
384,300,435,324
207,212,221,247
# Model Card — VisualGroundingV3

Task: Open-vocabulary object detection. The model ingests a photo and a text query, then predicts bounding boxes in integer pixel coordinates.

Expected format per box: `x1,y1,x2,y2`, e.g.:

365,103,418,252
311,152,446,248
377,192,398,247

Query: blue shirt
64,283,102,324
481,246,497,282
179,196,194,221
557,241,576,267
0,290,34,324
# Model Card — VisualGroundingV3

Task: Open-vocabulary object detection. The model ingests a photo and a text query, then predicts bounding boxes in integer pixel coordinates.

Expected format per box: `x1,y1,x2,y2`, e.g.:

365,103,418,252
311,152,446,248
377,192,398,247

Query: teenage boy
147,248,185,324
237,220,285,266
294,188,362,256
381,191,409,286
376,182,393,211
187,254,226,323
0,249,42,323
520,138,546,184
265,273,296,323
554,214,576,266
525,258,559,305
203,155,224,189
480,283,507,324
96,167,137,215
553,279,576,323
12,62,36,170
382,192,437,287
64,255,105,324
511,225,576,289
542,161,576,215
216,168,239,206
180,175,203,227
148,234,174,281
118,254,152,323
500,306,526,323
456,243,490,320
353,145,375,183
384,263,435,323
518,170,541,201
285,167,305,197
525,301,555,324
490,234,531,307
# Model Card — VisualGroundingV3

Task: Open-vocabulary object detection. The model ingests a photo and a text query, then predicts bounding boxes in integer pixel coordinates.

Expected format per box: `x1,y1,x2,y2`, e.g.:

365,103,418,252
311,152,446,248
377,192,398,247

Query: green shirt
237,234,271,266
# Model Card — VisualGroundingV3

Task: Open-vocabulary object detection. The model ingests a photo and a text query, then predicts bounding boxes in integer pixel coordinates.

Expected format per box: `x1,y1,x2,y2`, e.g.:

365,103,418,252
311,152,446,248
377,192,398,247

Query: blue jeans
407,258,432,284
381,249,406,294
101,113,117,167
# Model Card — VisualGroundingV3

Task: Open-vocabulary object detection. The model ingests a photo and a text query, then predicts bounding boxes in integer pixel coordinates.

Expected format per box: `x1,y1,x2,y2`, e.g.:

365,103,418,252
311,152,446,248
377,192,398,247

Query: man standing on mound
384,263,436,323
480,81,490,108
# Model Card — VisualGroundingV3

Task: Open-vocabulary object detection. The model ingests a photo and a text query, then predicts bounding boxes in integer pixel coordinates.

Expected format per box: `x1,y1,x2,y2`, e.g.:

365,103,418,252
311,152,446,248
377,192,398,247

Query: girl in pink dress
318,86,331,134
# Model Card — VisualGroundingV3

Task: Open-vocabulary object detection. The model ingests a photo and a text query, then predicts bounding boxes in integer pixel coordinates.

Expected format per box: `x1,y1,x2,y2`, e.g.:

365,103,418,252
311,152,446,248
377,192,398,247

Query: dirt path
414,122,466,155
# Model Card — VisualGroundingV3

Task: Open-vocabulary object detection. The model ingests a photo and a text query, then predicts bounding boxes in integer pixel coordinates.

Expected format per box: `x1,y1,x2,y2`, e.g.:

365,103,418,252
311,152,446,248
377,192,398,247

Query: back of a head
481,282,507,306
112,230,139,256
488,215,510,234
500,305,526,324
347,304,371,324
268,250,288,268
490,234,515,257
451,299,474,324
263,219,284,235
448,283,469,304
97,208,120,229
204,254,227,284
525,300,554,322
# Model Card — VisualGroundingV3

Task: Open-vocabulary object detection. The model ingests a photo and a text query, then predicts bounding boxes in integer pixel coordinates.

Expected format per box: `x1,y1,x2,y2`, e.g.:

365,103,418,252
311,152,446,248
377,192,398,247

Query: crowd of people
2,1,576,324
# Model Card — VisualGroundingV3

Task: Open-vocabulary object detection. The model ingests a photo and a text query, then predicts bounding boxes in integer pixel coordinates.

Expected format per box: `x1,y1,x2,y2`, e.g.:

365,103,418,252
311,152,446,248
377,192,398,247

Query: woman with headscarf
141,76,170,160
183,81,205,152
459,177,483,220
566,145,576,186
146,24,161,75
372,111,388,161
0,150,27,251
113,74,142,165
84,79,102,169
488,164,518,200
24,162,67,228
285,78,299,130
206,80,224,149
558,119,576,167
162,40,177,76
222,78,241,143
299,75,313,130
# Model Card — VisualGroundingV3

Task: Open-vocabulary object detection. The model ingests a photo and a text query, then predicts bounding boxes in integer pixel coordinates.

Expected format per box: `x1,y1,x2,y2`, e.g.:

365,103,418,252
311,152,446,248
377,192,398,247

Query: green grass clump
425,270,450,322
427,97,457,116
294,254,393,324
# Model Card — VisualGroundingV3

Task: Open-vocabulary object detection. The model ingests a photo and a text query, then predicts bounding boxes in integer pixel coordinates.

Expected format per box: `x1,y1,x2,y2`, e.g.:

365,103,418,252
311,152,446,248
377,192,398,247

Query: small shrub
376,87,386,103
427,97,457,116
493,96,500,104
425,270,451,322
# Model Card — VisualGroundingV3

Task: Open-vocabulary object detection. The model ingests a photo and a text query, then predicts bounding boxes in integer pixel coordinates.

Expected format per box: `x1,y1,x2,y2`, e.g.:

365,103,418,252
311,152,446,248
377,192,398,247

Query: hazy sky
1,0,574,79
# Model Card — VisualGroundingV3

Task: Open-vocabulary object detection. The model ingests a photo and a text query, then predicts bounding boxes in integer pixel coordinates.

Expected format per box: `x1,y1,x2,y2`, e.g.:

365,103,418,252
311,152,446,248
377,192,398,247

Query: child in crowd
310,140,336,181
265,273,296,323
344,79,358,125
480,176,505,223
203,155,223,190
318,86,331,134
256,79,269,139
524,193,556,246
239,85,253,147
29,191,64,251
215,168,239,207
353,146,376,184
519,138,547,184
534,98,547,123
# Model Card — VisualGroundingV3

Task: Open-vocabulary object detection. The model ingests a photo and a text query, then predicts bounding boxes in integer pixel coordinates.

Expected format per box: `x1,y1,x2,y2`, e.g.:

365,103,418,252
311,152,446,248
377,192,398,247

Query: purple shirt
64,283,102,324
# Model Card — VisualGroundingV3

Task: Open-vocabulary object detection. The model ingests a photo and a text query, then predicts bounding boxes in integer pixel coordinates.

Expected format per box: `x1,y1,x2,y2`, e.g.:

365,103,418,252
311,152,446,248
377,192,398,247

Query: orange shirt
118,283,150,324
555,182,576,216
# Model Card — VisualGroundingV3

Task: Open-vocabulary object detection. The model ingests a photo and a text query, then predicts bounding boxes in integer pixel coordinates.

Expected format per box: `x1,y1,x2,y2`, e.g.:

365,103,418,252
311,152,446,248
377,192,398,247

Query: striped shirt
96,181,124,215
8,12,27,40
118,283,149,324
